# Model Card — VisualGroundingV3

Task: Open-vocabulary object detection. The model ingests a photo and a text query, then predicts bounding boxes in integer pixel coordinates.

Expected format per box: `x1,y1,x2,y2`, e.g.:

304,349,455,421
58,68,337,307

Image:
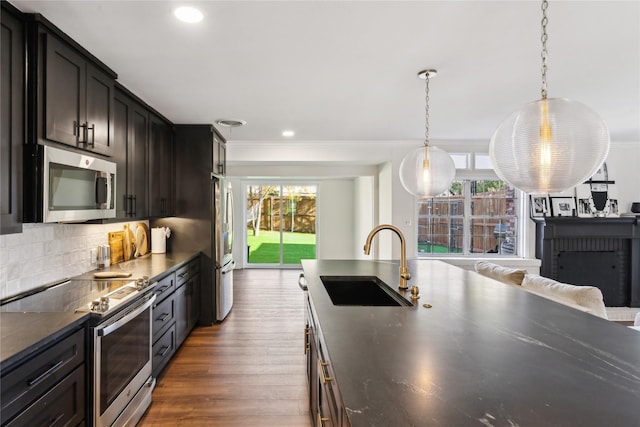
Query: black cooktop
0,278,148,318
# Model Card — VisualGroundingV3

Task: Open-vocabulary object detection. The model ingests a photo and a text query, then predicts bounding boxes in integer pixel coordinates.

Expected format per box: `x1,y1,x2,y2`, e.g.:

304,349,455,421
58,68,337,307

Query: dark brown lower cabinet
151,258,201,377
5,366,85,427
0,328,86,426
306,293,346,426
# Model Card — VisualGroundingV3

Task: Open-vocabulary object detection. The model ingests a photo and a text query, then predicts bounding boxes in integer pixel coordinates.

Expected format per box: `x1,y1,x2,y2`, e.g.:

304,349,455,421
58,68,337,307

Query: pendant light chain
424,71,430,147
540,0,549,100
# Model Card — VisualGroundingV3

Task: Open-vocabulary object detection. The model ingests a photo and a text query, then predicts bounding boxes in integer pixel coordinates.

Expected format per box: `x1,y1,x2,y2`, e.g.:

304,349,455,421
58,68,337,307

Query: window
417,179,519,256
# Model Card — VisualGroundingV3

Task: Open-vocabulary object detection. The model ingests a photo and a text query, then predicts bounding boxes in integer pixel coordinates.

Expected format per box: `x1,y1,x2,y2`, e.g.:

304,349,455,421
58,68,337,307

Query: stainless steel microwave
32,145,116,223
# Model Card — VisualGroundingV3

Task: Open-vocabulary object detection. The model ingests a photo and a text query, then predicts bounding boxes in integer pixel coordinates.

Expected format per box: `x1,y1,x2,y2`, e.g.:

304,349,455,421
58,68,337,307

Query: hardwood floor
139,269,312,427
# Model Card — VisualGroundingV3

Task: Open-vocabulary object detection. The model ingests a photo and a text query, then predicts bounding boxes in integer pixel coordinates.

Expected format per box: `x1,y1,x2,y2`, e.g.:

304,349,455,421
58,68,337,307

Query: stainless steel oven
92,292,156,427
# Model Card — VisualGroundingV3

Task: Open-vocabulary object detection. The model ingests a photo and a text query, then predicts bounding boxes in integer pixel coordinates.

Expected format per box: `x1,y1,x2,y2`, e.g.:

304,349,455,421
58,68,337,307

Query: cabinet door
175,282,188,346
85,63,114,156
113,96,129,219
1,7,23,235
217,139,226,176
130,102,149,218
149,114,174,217
190,272,201,329
44,34,85,147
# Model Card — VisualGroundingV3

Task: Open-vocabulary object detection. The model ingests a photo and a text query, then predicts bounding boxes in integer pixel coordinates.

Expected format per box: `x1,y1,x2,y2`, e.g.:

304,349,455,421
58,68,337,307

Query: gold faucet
363,224,411,290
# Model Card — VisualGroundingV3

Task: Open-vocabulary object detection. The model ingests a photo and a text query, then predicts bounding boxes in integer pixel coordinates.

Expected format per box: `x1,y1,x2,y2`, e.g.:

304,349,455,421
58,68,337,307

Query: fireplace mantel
534,217,640,307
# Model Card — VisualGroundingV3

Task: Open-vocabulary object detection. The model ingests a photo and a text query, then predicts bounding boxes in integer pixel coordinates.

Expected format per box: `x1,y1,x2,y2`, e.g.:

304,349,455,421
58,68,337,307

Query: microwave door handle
106,173,112,209
94,172,109,208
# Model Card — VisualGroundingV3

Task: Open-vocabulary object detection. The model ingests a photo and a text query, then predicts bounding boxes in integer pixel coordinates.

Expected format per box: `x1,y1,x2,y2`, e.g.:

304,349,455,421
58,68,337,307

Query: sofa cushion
474,261,526,286
521,274,608,319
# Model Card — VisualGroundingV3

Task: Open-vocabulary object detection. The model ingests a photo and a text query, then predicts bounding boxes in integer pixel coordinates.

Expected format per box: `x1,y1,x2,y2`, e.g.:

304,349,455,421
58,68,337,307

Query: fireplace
535,217,640,307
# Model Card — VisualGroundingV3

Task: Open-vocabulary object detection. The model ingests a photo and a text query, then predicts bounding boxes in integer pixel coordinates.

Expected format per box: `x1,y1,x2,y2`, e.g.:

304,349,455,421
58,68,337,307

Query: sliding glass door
246,184,317,267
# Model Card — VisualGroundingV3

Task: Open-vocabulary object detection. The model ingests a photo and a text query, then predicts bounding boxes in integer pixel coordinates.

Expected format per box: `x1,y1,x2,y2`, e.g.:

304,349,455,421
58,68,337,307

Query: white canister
151,227,171,253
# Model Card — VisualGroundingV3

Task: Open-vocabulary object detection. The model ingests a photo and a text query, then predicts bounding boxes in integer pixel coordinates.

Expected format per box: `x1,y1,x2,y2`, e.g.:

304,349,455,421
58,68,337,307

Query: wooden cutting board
108,231,125,264
94,271,132,279
123,224,135,261
134,223,150,257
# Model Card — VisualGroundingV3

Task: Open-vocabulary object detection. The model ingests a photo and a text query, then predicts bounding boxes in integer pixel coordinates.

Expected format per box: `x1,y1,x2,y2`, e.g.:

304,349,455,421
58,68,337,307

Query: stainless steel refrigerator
214,177,235,321
153,125,234,325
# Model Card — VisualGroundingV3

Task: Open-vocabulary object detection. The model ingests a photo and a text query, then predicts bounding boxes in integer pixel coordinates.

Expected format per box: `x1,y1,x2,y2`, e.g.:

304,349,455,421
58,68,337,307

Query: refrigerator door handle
221,260,235,274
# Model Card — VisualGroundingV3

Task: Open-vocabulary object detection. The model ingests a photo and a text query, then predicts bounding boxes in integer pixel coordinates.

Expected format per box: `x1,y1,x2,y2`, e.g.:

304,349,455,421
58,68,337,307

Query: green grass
247,230,316,264
418,242,462,254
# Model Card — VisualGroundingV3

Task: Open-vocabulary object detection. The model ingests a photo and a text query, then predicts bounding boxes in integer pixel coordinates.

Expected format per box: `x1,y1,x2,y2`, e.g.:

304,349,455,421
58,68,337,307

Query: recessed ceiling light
215,119,246,128
174,6,203,23
282,130,295,137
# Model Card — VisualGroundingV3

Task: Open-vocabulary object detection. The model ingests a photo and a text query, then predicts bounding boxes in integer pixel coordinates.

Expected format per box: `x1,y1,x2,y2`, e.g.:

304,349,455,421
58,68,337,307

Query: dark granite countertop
0,312,88,372
302,259,640,426
0,251,199,373
72,251,199,282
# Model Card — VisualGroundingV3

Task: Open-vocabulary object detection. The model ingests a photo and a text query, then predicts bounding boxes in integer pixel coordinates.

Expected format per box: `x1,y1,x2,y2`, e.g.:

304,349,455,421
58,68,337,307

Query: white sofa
474,261,608,319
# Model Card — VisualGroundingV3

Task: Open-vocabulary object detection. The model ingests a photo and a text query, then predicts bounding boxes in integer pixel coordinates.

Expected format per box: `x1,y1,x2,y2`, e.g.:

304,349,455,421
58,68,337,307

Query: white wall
353,176,375,260
317,180,355,260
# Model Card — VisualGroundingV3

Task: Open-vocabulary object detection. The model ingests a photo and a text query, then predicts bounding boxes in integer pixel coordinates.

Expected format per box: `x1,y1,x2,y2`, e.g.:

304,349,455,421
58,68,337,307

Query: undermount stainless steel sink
320,276,412,306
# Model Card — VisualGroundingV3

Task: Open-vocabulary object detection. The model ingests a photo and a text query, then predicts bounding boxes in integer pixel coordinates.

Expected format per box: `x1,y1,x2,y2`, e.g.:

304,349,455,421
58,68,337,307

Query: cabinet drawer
152,293,175,343
176,264,190,288
190,258,200,275
153,272,175,303
1,328,85,423
177,259,200,288
152,324,176,378
5,365,85,427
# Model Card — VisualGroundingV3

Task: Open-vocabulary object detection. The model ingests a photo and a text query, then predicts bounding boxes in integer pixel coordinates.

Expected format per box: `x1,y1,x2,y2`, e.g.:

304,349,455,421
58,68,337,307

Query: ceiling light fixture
174,6,204,23
215,119,246,128
489,0,609,194
399,69,456,198
282,130,295,137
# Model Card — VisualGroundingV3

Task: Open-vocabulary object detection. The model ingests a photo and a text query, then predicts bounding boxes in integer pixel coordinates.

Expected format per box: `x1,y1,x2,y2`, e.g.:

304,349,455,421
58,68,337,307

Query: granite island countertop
0,251,200,372
302,259,640,426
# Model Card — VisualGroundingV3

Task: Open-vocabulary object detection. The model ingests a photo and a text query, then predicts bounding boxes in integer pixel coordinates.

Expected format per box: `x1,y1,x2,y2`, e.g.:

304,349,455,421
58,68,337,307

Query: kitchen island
302,259,640,426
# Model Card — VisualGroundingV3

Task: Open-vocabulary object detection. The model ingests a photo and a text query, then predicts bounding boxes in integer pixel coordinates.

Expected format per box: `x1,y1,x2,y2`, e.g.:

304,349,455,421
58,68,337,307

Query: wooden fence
248,195,316,234
418,191,517,254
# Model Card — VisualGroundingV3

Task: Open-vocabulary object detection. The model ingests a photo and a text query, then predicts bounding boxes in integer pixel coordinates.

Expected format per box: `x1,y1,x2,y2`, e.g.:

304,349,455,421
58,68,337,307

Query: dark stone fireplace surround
535,217,640,307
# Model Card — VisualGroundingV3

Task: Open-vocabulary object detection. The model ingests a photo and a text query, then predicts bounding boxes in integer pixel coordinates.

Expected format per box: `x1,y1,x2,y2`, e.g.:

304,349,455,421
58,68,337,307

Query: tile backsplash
0,221,147,300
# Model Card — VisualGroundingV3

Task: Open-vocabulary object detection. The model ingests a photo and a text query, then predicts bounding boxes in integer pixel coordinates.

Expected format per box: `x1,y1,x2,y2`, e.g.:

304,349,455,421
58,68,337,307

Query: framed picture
529,195,549,218
550,196,576,217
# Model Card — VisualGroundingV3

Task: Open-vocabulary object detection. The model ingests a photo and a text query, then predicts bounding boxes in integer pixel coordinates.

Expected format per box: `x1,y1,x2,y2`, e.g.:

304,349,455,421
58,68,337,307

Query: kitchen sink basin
320,276,412,306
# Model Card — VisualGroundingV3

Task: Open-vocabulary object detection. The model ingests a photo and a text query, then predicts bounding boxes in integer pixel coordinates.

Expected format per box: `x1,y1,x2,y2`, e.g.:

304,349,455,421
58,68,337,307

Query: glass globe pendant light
489,0,610,194
400,69,456,198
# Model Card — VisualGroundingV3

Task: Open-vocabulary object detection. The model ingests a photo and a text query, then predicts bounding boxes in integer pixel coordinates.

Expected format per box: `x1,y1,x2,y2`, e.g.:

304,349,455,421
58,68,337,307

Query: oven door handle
97,293,156,337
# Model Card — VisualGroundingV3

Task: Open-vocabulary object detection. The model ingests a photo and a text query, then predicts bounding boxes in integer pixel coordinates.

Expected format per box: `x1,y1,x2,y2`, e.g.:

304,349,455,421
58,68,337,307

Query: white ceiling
10,0,640,144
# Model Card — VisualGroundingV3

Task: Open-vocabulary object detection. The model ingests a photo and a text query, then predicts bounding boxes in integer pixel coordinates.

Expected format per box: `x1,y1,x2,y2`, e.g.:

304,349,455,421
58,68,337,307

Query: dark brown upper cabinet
149,114,174,217
213,130,227,176
26,14,116,156
1,2,24,235
114,86,149,219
